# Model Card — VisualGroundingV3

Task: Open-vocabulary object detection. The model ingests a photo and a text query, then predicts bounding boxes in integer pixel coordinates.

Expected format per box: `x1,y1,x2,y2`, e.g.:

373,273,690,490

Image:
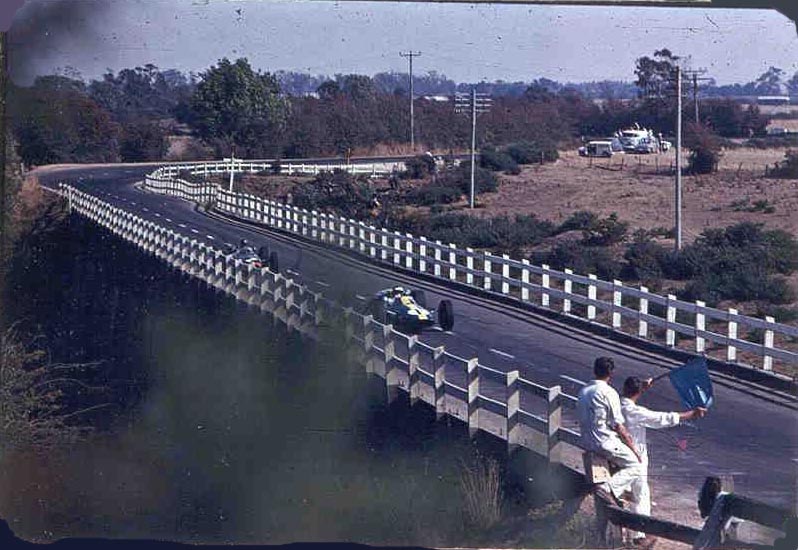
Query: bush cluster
406,213,555,256
770,150,798,179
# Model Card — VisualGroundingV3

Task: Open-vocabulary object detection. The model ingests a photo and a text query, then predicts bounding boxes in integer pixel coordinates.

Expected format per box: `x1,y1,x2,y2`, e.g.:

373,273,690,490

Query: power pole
675,66,683,251
400,51,422,151
682,68,710,124
455,88,492,209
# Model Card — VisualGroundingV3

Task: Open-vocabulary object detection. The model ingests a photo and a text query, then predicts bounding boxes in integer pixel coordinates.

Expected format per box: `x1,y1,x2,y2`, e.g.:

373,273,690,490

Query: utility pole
223,146,237,192
455,87,492,209
399,51,422,151
675,66,683,251
682,68,710,124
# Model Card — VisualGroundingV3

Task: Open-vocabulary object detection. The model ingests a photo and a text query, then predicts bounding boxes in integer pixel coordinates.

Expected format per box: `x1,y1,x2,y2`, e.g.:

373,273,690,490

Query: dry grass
459,454,502,530
468,147,798,244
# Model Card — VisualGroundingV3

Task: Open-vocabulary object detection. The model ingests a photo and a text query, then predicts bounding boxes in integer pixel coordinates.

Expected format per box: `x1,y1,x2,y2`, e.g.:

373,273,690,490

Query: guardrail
58,183,794,548
58,182,581,466
143,161,798,374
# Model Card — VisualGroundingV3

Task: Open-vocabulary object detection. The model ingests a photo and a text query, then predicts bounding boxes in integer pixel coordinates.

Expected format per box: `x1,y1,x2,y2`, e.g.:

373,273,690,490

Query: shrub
404,154,437,179
479,147,518,172
684,122,721,175
504,140,560,164
770,149,798,179
407,184,461,206
558,210,598,233
622,236,668,282
439,164,498,196
544,242,623,280
582,212,628,246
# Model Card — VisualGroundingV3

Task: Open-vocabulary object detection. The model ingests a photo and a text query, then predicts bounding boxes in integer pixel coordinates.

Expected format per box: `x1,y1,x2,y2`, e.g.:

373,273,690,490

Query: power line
399,51,422,151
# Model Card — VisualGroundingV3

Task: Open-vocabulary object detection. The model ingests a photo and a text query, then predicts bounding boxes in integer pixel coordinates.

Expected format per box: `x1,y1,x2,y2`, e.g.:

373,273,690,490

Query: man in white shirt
577,357,643,507
621,375,706,545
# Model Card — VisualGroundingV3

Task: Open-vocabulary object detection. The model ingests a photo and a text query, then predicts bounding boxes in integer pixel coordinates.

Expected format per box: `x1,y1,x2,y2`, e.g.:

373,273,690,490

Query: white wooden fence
142,161,798,375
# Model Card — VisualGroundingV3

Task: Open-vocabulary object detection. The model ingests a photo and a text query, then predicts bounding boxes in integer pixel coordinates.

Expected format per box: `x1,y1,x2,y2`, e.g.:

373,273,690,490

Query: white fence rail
141,161,798,374
58,182,580,467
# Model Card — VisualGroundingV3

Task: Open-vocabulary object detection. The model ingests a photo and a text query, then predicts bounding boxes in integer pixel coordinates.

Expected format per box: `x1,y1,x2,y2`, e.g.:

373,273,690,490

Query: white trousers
627,452,651,540
598,440,643,500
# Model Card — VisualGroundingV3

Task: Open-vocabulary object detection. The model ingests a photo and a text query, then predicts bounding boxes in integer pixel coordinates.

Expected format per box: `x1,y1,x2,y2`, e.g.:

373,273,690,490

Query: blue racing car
363,286,454,332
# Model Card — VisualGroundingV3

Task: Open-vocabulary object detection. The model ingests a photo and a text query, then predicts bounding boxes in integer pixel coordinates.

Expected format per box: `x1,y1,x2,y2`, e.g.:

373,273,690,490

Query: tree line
8,51,781,167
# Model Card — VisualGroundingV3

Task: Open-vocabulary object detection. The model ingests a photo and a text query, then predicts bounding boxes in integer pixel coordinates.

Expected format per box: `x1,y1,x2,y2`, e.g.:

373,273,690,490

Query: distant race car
363,286,454,332
223,240,279,271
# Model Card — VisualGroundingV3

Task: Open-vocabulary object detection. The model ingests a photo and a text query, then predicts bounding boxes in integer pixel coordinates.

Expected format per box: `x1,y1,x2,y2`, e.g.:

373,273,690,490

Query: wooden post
763,316,775,371
483,252,492,290
639,286,649,339
506,370,521,453
563,268,573,314
501,254,510,295
433,346,446,419
434,241,442,277
467,358,480,437
448,244,457,280
521,259,530,301
695,300,706,353
407,335,420,404
541,264,551,308
587,274,597,320
405,234,414,270
466,248,474,285
547,385,562,464
418,237,427,272
666,294,677,347
612,279,623,329
727,308,738,363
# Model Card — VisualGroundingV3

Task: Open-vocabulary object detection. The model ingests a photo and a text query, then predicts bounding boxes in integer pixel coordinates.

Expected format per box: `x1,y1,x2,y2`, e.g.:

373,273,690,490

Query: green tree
10,81,120,166
634,49,680,102
186,58,288,157
120,120,169,162
754,66,785,95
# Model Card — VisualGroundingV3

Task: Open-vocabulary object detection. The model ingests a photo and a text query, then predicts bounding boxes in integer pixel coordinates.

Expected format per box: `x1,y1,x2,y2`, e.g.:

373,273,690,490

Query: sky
7,0,798,86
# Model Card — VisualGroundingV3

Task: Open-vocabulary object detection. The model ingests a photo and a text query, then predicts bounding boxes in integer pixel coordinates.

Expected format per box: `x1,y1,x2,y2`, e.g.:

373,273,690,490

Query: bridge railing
59,182,584,465
59,183,794,548
142,162,798,375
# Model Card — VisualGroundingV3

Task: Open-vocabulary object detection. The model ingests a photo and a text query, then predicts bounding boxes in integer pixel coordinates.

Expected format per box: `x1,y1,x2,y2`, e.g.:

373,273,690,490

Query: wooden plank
604,505,703,545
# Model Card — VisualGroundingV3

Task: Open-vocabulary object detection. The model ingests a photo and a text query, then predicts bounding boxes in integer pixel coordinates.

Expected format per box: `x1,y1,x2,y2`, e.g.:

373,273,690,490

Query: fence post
433,346,446,419
462,248,473,285
349,218,357,249
612,279,623,329
418,237,427,272
434,241,442,277
483,252,492,290
467,359,480,437
393,232,401,265
763,316,775,371
563,268,573,314
406,335,419,402
506,370,520,452
405,234,414,269
362,315,375,373
727,308,738,363
541,264,551,308
521,259,530,301
448,244,457,280
666,294,677,348
695,300,706,353
359,225,366,254
587,274,598,320
638,286,649,338
381,324,395,381
547,385,562,464
380,232,389,261
501,255,510,295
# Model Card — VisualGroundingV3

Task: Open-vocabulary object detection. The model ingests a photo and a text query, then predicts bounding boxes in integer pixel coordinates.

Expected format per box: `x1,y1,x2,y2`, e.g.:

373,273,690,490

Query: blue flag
669,357,714,409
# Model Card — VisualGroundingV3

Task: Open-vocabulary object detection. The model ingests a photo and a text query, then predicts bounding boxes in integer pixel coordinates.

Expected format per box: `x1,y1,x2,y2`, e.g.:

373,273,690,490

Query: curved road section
37,164,797,535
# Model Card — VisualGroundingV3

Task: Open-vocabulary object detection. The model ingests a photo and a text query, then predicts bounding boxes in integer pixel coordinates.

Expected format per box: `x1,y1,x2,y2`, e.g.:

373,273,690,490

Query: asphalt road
38,164,798,528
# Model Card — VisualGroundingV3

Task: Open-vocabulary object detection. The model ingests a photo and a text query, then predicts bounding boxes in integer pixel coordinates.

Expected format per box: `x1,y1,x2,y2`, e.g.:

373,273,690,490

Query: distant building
756,96,791,105
422,95,451,102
